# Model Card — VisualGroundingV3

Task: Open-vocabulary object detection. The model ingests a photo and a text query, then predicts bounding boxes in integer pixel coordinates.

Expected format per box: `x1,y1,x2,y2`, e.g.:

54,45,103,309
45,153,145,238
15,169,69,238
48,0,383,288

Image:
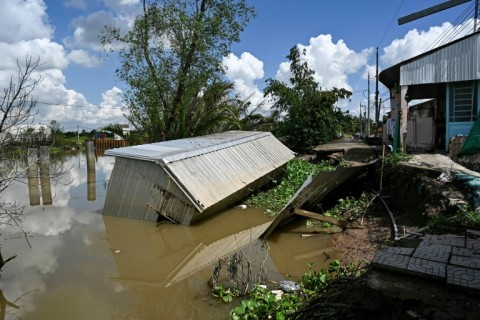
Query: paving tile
372,251,410,271
451,247,470,258
407,257,446,278
466,229,480,240
420,234,465,247
380,247,415,256
450,253,480,269
412,244,452,263
466,238,480,253
447,265,480,290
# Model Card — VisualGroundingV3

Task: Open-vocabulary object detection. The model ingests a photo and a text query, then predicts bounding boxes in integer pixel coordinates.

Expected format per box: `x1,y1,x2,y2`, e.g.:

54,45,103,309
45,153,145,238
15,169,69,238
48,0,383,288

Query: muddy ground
296,155,480,319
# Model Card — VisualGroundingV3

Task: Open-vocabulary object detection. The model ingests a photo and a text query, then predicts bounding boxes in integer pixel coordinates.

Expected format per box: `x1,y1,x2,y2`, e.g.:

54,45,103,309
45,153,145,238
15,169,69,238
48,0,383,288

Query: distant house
0,124,51,143
103,131,295,225
379,31,480,152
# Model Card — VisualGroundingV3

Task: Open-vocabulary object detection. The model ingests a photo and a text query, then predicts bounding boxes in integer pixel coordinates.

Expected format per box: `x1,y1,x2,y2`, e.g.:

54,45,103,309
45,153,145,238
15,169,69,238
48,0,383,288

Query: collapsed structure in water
103,131,295,225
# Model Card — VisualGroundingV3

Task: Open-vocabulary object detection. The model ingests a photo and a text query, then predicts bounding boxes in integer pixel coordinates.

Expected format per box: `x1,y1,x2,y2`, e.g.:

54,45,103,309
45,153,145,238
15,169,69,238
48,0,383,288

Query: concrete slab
466,229,480,239
407,257,446,279
412,244,452,263
466,238,480,253
372,251,410,271
419,234,465,247
372,232,480,291
447,265,480,290
450,253,480,269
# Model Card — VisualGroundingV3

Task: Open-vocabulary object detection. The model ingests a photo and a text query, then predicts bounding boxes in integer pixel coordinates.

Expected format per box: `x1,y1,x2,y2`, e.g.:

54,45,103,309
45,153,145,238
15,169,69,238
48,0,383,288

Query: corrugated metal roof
106,131,295,216
380,32,480,88
105,131,272,162
400,32,480,86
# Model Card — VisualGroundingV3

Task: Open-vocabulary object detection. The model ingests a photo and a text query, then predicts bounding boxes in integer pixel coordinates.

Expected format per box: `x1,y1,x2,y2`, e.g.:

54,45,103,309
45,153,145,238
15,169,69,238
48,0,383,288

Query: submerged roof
106,131,295,213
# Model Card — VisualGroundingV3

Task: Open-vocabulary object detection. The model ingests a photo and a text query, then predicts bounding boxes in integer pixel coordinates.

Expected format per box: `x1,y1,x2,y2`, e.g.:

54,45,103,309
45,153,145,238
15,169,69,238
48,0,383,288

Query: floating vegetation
245,160,335,216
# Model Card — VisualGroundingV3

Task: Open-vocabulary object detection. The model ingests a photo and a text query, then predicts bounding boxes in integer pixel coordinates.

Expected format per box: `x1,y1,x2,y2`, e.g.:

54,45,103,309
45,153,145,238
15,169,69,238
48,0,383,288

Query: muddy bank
293,153,480,319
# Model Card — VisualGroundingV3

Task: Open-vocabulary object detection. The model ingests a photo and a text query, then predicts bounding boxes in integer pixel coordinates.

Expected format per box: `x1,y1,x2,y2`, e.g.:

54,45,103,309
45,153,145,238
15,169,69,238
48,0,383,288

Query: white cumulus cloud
0,39,69,71
275,34,372,91
64,9,136,51
68,49,102,67
0,0,53,43
381,20,474,66
65,0,87,9
104,0,140,11
223,52,267,113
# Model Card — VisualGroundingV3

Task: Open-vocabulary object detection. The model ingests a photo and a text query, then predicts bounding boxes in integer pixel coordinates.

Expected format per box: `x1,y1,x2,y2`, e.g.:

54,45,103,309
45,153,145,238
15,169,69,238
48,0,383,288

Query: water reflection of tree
0,289,19,320
0,149,72,266
0,57,69,273
0,56,41,273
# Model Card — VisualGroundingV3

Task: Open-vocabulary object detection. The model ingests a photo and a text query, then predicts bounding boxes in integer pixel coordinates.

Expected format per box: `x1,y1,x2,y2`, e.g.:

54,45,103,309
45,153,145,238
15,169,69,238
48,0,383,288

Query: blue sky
0,0,477,131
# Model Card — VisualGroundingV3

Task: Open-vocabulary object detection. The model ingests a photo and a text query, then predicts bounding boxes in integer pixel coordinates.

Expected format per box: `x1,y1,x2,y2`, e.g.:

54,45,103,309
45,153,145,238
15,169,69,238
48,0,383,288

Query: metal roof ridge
156,131,271,166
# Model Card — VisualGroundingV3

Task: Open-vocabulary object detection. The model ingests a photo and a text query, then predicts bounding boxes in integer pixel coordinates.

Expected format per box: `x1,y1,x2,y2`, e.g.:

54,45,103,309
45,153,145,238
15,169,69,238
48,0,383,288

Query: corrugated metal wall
103,157,197,224
401,33,480,85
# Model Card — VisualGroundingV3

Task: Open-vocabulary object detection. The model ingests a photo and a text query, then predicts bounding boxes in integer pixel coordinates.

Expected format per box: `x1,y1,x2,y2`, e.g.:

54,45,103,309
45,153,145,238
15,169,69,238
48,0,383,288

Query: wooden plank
294,208,348,227
398,0,471,25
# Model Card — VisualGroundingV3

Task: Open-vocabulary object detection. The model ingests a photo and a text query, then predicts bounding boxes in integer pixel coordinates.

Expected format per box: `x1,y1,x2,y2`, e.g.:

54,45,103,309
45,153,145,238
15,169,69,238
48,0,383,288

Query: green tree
102,0,255,142
264,47,352,152
336,110,362,137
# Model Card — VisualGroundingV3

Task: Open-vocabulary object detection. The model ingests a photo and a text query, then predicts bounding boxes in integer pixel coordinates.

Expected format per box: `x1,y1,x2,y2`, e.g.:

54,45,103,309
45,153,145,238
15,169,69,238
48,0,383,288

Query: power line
377,0,406,47
37,100,123,110
426,0,476,50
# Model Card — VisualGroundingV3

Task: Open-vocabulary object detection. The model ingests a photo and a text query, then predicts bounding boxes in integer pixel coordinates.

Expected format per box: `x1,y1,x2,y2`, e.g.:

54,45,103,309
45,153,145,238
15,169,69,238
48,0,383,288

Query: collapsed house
103,131,295,225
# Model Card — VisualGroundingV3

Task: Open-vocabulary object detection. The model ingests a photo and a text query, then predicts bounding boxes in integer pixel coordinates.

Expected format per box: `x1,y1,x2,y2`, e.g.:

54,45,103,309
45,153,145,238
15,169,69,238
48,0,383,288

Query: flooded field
0,151,337,319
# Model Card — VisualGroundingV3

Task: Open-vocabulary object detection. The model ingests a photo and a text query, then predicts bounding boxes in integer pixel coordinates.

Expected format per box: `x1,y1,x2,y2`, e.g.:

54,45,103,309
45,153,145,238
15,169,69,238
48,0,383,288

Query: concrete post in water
86,141,96,201
39,146,53,205
27,148,40,206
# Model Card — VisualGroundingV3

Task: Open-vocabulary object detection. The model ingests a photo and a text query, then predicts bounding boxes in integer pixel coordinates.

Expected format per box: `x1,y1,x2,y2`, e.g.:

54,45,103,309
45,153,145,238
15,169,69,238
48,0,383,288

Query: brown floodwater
0,151,337,319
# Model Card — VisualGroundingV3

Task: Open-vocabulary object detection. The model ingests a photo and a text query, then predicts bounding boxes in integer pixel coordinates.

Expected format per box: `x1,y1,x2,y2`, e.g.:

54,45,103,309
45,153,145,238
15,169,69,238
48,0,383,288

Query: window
449,81,477,122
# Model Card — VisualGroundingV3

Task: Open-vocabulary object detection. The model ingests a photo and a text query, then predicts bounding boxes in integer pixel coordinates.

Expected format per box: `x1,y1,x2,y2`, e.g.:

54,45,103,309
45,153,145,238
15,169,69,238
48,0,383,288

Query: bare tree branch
0,56,42,273
0,56,41,147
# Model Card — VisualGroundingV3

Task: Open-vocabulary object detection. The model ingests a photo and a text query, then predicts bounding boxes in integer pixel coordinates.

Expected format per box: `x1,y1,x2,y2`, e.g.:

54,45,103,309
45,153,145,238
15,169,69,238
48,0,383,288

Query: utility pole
359,103,363,137
77,124,79,144
367,73,370,137
375,47,380,134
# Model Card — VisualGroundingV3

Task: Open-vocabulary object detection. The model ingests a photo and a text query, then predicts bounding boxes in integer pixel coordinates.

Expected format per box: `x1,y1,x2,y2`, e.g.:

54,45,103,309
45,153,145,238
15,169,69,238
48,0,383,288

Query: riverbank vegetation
223,260,366,320
213,152,480,319
245,160,335,215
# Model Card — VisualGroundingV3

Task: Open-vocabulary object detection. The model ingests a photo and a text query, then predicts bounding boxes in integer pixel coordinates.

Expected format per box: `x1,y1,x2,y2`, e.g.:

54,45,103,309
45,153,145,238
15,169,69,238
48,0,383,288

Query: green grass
428,204,480,229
